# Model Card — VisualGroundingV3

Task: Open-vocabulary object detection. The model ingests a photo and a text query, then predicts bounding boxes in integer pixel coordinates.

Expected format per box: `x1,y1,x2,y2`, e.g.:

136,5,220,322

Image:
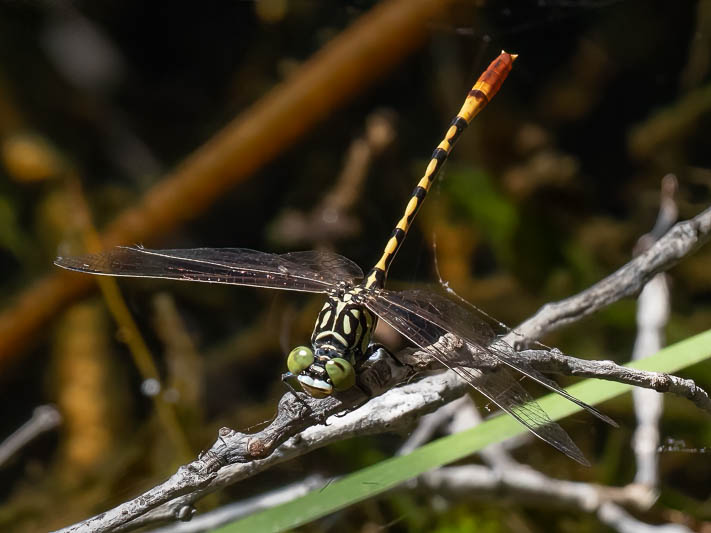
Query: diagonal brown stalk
0,0,456,370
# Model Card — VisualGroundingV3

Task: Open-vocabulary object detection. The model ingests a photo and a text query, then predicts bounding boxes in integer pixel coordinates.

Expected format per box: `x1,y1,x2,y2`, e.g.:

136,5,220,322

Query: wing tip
579,401,618,428
570,451,591,467
54,256,76,270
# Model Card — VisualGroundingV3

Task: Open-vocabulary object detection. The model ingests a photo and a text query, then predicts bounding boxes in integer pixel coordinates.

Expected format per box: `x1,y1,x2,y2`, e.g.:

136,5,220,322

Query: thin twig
416,465,693,533
396,395,469,456
417,464,657,511
145,475,327,533
446,396,523,469
632,175,677,487
0,405,62,468
269,109,396,247
507,205,711,346
54,367,464,533
52,341,711,533
65,174,194,461
517,349,711,414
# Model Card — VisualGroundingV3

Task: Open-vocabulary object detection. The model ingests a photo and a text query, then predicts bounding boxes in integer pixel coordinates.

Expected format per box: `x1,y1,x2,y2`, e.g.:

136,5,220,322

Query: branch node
175,504,196,522
247,437,270,458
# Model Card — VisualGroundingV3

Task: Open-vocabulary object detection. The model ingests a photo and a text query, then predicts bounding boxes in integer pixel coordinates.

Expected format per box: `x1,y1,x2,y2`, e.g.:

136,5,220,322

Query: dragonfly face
288,285,377,397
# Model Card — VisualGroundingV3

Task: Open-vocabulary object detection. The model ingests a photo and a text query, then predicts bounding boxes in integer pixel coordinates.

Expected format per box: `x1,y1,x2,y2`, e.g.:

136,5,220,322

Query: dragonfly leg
280,372,311,409
361,343,393,365
355,344,403,397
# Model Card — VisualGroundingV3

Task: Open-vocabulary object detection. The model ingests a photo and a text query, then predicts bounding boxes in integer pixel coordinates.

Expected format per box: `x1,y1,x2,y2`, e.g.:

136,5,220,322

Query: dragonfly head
287,345,356,397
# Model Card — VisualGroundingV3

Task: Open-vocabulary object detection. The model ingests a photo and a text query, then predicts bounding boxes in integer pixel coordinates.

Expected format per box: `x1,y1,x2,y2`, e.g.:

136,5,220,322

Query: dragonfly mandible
55,52,615,465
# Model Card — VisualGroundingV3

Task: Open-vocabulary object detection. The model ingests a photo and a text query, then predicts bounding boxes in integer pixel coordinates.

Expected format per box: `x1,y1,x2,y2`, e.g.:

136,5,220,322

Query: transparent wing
366,288,614,464
55,246,363,293
373,289,614,425
460,362,591,466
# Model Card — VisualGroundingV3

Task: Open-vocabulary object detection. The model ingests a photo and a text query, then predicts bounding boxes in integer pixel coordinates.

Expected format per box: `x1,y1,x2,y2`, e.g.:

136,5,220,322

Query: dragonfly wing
55,246,363,293
458,363,590,466
488,341,618,427
365,288,600,464
372,288,614,426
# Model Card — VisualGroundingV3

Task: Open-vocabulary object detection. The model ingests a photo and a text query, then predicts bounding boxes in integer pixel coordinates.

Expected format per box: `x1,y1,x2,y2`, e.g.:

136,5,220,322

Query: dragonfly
55,52,615,465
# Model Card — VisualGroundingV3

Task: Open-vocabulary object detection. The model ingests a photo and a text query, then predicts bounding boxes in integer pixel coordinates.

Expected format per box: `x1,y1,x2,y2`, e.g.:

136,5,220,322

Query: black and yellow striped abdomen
364,51,517,289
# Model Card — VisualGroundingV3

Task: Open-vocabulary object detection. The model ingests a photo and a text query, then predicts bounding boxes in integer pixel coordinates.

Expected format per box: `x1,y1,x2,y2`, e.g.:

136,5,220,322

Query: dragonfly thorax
311,289,376,363
286,288,377,397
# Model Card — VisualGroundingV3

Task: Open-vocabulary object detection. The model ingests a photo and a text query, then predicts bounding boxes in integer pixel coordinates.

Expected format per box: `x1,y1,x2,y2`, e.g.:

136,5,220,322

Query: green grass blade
215,328,711,533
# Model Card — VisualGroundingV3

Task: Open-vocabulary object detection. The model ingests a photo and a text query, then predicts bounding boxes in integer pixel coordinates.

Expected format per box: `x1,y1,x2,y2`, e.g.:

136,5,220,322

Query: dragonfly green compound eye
287,346,314,375
325,358,355,391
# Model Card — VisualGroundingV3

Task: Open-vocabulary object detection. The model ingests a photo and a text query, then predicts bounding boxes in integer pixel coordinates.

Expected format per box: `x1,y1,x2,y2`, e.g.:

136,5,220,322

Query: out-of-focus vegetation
0,1,709,532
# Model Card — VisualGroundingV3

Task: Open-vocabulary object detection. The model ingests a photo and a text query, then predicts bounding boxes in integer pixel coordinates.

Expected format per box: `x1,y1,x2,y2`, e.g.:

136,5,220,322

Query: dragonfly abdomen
364,51,517,290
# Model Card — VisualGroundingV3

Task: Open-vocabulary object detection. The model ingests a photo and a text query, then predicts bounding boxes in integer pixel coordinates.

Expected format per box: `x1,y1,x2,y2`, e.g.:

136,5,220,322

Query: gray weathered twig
631,175,677,487
146,474,328,533
507,205,711,345
415,465,692,533
0,405,62,468
518,349,711,414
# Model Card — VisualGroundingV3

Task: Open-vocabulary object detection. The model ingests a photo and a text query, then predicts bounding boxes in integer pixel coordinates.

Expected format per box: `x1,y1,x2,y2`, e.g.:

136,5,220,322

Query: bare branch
518,349,711,415
597,502,693,533
631,175,677,488
54,339,711,533
396,395,470,456
417,464,656,511
52,361,466,533
508,205,711,345
146,475,327,533
416,465,692,533
0,405,62,468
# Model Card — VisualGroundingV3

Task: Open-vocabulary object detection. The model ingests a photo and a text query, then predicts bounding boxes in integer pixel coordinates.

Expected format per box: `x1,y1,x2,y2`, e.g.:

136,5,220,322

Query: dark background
0,1,709,531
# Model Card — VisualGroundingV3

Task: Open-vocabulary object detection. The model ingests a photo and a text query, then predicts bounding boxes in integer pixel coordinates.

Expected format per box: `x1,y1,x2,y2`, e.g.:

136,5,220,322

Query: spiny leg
281,371,312,409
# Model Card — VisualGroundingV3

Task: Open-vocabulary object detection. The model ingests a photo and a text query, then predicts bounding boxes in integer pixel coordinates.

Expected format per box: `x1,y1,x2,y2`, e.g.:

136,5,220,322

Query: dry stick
54,358,445,533
507,205,711,345
631,274,668,487
0,405,62,468
146,475,328,533
65,175,194,461
176,349,686,533
54,207,711,533
516,349,711,414
151,396,683,533
417,465,657,512
141,463,671,533
395,395,471,457
415,466,694,533
631,174,677,488
0,0,456,370
270,109,397,247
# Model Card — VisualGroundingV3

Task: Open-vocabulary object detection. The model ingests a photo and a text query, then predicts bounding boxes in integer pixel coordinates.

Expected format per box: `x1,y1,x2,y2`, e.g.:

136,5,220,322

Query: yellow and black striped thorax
310,285,376,365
